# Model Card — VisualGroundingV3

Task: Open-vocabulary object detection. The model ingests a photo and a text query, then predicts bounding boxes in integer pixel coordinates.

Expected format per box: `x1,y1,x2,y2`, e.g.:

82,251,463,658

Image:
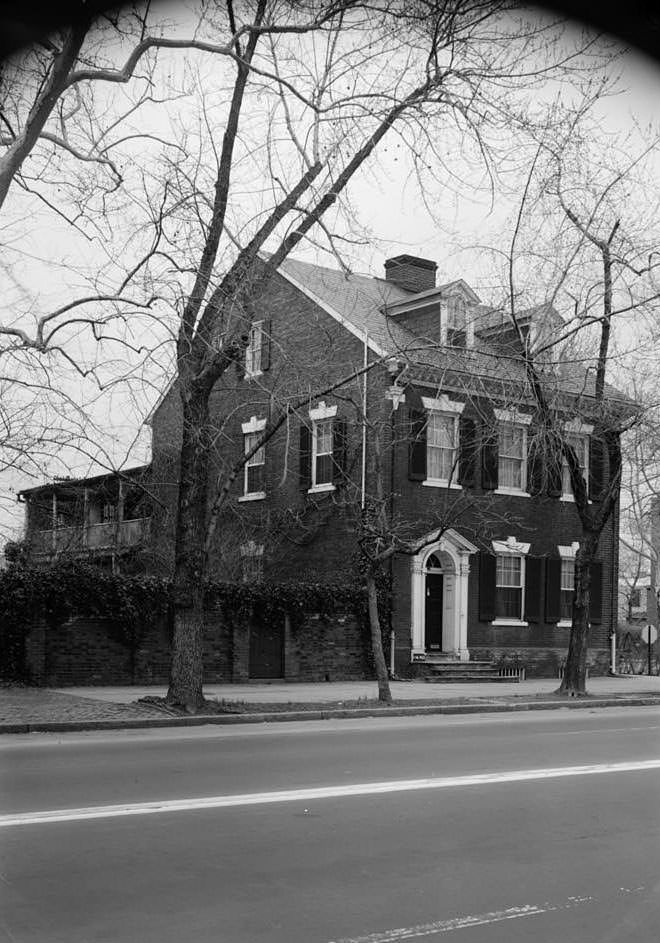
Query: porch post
457,559,471,661
410,557,425,660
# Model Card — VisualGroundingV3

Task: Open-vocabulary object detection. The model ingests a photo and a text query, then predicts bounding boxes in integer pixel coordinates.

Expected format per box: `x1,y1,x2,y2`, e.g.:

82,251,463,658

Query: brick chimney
384,254,437,293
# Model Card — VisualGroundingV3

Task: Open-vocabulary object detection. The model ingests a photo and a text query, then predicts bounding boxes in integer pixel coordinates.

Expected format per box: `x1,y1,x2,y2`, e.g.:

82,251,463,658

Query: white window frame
245,320,264,378
308,402,337,493
493,408,531,497
491,536,530,626
239,416,267,501
421,395,465,489
557,542,579,626
560,421,592,502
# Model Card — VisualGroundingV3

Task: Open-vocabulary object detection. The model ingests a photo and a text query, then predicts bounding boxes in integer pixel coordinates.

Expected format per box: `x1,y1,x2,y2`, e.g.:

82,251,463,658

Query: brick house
18,253,625,681
146,253,623,679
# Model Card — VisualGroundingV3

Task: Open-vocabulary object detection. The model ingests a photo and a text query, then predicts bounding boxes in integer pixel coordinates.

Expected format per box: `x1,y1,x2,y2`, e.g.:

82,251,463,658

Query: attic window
447,296,467,347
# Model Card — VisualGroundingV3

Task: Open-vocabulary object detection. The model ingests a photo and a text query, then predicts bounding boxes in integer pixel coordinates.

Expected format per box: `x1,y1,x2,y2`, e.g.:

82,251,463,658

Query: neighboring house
19,253,627,679
618,575,654,625
18,465,153,574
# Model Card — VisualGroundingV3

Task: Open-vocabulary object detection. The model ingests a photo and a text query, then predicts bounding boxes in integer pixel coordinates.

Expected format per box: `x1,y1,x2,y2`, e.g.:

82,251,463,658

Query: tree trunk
366,569,392,704
168,587,205,711
559,539,597,696
166,387,212,711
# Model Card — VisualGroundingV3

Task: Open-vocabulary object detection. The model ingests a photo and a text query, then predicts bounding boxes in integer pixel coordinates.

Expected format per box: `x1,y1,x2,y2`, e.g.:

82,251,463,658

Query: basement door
249,620,284,679
425,572,444,651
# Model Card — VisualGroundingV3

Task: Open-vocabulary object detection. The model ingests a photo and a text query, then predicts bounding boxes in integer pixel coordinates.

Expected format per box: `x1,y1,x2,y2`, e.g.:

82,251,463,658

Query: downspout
610,489,621,674
361,333,368,510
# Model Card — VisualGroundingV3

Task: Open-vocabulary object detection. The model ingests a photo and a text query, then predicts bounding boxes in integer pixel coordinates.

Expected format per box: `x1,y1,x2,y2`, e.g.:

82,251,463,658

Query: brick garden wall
24,609,372,687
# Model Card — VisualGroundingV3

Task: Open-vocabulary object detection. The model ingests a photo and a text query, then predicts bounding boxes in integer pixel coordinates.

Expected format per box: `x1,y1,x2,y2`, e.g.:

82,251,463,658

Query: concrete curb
2,694,660,734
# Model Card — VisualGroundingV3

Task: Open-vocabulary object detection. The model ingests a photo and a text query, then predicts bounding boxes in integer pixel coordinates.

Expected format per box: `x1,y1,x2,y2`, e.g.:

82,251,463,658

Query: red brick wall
26,609,372,686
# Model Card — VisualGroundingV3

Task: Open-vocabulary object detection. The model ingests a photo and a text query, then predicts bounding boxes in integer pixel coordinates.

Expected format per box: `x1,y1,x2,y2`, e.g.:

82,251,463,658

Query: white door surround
410,528,478,662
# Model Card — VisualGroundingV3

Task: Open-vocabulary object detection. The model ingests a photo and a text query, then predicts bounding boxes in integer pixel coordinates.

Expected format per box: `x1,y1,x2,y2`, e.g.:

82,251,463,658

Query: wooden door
249,620,284,679
425,573,444,651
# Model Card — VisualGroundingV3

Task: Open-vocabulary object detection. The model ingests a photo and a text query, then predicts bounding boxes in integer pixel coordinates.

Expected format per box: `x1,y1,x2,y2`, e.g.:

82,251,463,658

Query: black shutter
299,423,312,491
408,409,427,481
332,418,348,485
237,333,248,379
479,552,496,622
261,319,272,371
458,416,477,487
589,437,605,501
547,455,563,498
545,557,561,623
589,561,603,624
527,435,543,496
481,426,499,491
524,556,543,623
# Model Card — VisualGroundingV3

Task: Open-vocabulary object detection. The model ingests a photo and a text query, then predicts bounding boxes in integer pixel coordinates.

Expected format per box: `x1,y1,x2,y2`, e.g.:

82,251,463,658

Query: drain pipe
389,628,396,677
610,630,617,675
361,332,368,511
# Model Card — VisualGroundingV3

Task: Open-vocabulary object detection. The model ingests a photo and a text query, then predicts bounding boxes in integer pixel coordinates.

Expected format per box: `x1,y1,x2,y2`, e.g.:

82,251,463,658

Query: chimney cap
384,254,437,272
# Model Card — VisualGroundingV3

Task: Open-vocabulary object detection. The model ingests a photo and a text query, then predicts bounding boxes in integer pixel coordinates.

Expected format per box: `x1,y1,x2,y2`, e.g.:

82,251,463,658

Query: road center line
327,889,644,942
2,758,659,828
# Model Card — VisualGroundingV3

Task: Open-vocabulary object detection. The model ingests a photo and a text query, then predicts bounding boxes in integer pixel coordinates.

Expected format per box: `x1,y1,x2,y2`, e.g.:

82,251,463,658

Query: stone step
425,673,521,683
423,659,524,683
426,663,502,673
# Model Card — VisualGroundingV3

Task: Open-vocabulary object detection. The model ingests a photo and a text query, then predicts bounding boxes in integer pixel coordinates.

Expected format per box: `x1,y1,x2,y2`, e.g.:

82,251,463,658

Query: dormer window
447,296,467,347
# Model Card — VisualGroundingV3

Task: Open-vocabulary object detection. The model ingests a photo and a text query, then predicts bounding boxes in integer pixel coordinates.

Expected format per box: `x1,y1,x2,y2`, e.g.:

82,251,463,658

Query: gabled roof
278,256,633,408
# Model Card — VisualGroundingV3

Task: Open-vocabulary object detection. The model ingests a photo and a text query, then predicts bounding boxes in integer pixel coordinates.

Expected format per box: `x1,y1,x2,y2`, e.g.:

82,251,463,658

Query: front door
425,573,444,650
249,620,284,679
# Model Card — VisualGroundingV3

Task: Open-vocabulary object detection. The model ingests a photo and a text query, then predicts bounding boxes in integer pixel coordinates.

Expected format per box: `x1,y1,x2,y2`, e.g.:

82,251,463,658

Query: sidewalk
2,675,660,734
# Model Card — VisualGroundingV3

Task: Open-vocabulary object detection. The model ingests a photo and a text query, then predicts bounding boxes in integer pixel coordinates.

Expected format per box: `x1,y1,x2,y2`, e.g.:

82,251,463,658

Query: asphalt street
1,707,660,942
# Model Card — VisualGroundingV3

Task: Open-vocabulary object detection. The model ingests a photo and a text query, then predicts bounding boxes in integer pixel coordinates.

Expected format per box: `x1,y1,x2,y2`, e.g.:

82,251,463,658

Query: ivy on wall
0,558,391,681
205,579,374,629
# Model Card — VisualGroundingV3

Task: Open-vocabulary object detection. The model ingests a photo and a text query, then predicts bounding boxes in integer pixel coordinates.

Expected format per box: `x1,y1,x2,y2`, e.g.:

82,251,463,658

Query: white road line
327,890,645,942
2,758,659,828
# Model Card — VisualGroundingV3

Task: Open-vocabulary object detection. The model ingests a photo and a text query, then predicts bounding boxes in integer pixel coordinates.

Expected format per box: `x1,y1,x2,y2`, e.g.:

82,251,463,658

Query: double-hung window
427,414,457,482
561,427,590,499
499,424,525,490
240,416,266,500
313,419,334,487
307,401,338,492
421,395,465,488
560,559,575,622
245,321,264,377
494,409,531,495
447,296,467,347
557,542,579,626
492,536,530,624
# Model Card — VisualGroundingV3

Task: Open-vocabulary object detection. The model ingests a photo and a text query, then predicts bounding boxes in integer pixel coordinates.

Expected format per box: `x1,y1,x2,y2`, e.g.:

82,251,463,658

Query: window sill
494,488,530,498
491,619,529,627
557,620,572,628
560,494,592,504
243,370,263,380
422,480,462,490
238,492,266,503
308,483,336,495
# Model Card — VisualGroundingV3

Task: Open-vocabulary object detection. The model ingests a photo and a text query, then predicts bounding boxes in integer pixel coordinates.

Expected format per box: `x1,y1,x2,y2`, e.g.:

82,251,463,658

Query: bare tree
499,131,660,695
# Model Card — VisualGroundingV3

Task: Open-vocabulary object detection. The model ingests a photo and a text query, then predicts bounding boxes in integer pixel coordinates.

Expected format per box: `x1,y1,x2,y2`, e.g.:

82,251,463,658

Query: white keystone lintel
421,394,465,414
493,408,532,426
309,401,337,421
492,536,530,556
558,542,580,559
241,415,267,434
